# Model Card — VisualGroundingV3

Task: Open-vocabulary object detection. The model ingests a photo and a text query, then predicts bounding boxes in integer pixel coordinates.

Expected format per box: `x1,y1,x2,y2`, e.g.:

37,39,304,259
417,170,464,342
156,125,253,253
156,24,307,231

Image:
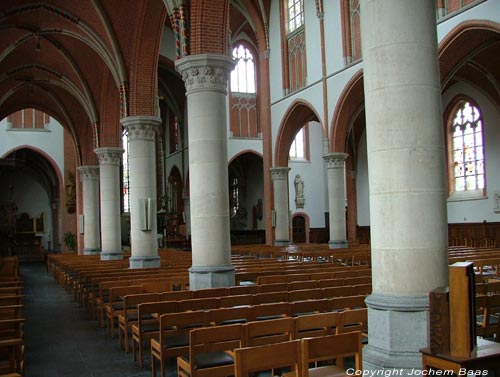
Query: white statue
294,174,305,209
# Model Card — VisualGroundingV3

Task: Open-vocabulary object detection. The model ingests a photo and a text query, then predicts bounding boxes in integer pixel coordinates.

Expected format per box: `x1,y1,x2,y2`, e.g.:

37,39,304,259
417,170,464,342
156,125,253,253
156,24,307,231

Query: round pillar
77,166,101,255
122,116,161,269
324,153,348,249
270,167,291,246
361,0,448,371
95,147,124,260
176,54,236,289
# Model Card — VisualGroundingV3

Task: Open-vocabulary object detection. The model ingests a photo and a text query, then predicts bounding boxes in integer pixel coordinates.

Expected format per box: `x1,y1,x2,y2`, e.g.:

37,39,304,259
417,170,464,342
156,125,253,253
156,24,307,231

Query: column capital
77,165,99,181
175,54,236,95
260,49,270,60
94,147,124,166
270,167,291,181
323,152,348,169
121,116,161,142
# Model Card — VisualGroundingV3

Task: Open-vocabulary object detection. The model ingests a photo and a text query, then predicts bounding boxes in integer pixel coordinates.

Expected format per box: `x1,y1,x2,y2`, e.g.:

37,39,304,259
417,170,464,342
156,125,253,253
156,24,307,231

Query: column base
274,240,290,246
129,256,161,269
100,251,124,260
363,293,429,372
328,240,348,249
83,248,101,256
189,265,235,290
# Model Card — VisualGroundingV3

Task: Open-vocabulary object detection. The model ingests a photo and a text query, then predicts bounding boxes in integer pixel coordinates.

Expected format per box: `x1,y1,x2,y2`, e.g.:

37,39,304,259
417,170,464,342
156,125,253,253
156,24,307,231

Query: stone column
324,153,348,249
95,147,124,260
175,54,236,289
360,0,448,372
77,166,100,255
122,116,161,268
270,167,291,246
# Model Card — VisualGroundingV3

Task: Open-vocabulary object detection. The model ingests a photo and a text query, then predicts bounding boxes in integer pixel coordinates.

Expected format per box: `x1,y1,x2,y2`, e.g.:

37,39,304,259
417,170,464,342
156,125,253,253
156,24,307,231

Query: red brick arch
274,100,321,167
330,69,364,153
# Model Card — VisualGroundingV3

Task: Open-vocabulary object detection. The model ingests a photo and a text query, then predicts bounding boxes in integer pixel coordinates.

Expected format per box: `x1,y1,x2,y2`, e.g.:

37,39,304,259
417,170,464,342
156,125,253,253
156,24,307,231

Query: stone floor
21,262,177,377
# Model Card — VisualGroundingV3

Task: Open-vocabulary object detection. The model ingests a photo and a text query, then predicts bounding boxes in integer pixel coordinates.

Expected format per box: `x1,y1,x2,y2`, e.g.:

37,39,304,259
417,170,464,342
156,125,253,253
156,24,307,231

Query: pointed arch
274,99,321,167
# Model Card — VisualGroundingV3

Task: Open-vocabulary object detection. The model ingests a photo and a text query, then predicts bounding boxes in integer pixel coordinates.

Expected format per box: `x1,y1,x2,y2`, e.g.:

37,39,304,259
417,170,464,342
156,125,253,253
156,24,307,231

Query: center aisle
21,262,176,377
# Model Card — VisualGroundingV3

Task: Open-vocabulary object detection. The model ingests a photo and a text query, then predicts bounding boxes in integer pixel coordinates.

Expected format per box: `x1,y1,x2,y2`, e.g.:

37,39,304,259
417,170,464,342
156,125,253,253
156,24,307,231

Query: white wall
0,115,64,249
289,122,326,228
0,117,65,174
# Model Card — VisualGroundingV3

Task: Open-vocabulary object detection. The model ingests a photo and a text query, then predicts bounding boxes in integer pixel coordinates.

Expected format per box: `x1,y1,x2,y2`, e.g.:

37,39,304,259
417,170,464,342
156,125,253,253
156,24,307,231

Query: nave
21,262,175,377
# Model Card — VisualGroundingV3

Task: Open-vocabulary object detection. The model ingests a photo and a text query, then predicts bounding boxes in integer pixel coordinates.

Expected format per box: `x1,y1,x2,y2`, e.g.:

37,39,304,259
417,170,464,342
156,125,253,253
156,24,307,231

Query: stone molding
77,165,99,181
365,292,429,312
175,54,236,95
121,116,161,142
323,153,348,169
270,167,291,181
94,147,124,166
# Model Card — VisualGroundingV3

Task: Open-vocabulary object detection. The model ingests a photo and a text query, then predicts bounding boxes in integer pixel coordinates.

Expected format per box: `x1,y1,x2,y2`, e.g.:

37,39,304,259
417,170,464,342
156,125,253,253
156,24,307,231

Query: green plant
63,231,77,252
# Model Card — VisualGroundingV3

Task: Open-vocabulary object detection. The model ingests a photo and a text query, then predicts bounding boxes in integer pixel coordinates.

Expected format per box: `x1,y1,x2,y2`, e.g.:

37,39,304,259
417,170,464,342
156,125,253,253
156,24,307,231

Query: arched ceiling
0,0,166,162
440,25,500,108
229,0,271,51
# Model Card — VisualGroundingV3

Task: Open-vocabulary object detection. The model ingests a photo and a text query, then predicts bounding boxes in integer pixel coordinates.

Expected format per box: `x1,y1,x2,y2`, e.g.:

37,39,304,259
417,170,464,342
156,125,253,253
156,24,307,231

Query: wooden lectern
449,261,476,358
422,262,500,372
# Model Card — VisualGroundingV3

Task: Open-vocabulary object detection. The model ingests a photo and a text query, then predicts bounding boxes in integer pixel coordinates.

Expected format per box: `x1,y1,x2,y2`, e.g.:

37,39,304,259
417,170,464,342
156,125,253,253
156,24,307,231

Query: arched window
289,125,310,161
231,45,256,93
122,130,130,212
450,101,485,194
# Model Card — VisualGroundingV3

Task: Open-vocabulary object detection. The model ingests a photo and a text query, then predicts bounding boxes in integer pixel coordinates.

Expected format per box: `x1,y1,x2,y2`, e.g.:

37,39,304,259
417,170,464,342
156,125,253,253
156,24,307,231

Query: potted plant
63,231,77,252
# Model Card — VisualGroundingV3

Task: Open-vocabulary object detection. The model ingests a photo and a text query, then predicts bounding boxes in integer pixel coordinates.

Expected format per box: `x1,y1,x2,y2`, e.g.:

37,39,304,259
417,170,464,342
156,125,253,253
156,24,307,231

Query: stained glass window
451,101,484,192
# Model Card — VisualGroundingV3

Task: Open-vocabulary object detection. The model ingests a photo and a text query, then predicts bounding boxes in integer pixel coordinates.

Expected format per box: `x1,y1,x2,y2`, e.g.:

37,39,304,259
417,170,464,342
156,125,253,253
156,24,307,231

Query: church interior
0,0,500,375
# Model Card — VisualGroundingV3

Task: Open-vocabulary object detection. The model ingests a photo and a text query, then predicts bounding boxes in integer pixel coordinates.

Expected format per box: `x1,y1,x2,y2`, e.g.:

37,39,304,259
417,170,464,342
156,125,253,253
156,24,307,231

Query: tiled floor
21,262,177,377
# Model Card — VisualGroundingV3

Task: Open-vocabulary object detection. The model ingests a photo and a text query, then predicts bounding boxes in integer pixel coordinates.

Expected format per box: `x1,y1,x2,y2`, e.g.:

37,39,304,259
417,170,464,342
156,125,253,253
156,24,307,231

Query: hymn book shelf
421,262,500,374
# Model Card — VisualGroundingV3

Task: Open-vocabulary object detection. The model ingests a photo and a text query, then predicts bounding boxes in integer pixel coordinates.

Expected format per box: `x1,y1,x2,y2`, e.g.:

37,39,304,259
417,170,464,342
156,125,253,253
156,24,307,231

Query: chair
329,295,366,312
257,282,288,293
318,278,344,288
252,302,290,321
234,340,302,377
177,323,243,377
161,290,194,302
179,297,219,312
294,311,342,340
208,307,251,326
476,294,500,340
227,285,258,296
0,318,24,376
151,310,207,377
105,285,142,337
193,287,227,299
117,292,159,352
253,291,288,305
288,280,318,291
301,332,362,377
219,294,253,308
243,317,294,347
289,289,322,302
340,308,368,345
132,300,178,368
290,299,329,317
